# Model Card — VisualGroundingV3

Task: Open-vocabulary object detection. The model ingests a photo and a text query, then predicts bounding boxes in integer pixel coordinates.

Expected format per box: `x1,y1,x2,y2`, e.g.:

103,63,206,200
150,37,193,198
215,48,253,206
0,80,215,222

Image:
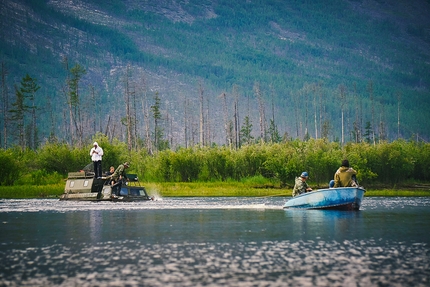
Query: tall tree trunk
124,65,132,152
62,57,74,145
313,84,318,139
132,85,138,150
270,85,276,132
318,83,324,141
303,85,309,139
141,77,152,155
397,91,401,139
183,93,188,148
293,90,300,138
206,98,211,145
220,92,232,147
90,85,96,135
254,82,266,141
339,84,346,145
199,82,204,146
233,84,240,149
368,80,376,145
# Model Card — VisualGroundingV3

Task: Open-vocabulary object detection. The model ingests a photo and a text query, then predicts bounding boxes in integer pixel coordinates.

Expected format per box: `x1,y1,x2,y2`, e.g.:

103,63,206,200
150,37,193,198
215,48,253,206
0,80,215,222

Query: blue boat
283,187,366,210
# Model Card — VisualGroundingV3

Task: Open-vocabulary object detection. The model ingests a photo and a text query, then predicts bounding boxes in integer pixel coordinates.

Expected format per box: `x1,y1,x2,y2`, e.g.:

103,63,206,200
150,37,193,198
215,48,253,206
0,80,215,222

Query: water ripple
1,197,430,213
0,239,429,287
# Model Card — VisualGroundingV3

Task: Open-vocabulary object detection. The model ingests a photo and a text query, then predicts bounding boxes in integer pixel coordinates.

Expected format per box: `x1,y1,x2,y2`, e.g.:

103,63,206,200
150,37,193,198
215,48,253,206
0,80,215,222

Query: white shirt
90,146,104,161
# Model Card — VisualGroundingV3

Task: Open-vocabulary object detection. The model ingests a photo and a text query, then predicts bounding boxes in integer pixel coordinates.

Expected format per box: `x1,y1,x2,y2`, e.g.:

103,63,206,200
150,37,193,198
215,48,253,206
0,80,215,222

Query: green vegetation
1,181,429,199
1,137,430,198
0,184,63,199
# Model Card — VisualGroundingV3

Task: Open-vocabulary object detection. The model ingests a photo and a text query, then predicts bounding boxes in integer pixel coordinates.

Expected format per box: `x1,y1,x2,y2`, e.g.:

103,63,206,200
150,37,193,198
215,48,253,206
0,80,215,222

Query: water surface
0,197,429,286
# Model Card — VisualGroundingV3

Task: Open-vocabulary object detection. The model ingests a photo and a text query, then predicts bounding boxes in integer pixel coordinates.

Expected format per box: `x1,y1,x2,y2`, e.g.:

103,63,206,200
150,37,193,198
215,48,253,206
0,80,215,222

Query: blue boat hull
283,187,365,210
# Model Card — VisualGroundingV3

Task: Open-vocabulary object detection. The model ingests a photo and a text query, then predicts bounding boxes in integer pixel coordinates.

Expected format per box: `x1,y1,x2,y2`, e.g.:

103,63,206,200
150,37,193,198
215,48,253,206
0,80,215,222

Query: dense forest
0,0,429,150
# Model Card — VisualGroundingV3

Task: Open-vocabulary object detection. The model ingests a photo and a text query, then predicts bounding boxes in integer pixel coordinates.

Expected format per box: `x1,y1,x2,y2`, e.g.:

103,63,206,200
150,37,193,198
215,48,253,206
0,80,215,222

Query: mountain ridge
1,0,429,147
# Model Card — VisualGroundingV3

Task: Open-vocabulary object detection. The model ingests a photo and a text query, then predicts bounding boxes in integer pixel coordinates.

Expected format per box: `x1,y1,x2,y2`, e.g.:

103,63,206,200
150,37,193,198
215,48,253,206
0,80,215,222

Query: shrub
0,149,21,186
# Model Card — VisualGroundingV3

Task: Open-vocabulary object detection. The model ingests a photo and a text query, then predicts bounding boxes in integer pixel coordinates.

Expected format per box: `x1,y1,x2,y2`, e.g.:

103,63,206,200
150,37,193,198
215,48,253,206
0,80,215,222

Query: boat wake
0,198,285,212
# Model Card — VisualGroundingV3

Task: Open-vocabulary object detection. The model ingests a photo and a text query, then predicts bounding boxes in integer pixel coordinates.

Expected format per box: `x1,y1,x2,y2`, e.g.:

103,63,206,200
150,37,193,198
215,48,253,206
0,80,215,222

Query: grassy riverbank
1,182,430,199
0,184,65,199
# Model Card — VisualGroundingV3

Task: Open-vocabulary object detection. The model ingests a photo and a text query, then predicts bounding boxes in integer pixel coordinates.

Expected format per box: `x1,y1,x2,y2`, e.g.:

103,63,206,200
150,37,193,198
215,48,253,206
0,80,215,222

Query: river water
0,196,429,286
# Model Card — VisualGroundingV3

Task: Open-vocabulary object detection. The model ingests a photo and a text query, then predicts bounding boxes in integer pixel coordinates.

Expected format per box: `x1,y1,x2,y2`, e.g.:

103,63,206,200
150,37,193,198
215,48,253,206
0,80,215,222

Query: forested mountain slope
0,0,429,148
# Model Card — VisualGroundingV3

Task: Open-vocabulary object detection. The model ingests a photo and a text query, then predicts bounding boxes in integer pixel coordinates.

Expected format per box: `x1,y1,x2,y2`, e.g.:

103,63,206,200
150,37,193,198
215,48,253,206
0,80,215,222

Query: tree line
0,137,428,188
0,59,417,157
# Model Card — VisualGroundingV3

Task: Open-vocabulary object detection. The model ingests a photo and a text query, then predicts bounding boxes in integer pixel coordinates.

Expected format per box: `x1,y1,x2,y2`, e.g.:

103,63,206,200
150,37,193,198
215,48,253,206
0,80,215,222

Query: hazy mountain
1,0,429,147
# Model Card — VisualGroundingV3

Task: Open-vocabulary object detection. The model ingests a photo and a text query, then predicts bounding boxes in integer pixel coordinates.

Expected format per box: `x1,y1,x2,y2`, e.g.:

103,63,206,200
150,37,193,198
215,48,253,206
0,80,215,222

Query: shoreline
1,182,430,199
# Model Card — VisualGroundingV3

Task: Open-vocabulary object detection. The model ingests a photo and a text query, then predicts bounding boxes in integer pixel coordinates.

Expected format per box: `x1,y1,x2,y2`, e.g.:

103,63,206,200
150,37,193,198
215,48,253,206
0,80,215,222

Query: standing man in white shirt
90,142,104,178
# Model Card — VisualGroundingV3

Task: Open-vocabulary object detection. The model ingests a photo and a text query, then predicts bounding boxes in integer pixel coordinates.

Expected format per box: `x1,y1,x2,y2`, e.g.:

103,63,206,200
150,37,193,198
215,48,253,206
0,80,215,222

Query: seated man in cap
292,171,312,197
110,162,130,197
334,159,358,188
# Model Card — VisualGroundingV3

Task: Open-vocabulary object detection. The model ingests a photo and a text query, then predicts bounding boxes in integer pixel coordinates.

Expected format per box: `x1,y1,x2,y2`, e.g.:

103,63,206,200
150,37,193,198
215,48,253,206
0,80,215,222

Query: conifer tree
151,92,167,151
268,119,282,143
240,116,254,146
9,85,27,149
364,121,373,143
67,63,86,147
19,74,40,149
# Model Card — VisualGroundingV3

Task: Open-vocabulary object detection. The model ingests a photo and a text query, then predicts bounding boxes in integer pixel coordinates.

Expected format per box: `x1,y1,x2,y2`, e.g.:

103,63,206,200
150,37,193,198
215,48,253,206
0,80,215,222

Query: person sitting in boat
110,162,130,197
105,166,115,177
292,171,312,197
333,159,358,187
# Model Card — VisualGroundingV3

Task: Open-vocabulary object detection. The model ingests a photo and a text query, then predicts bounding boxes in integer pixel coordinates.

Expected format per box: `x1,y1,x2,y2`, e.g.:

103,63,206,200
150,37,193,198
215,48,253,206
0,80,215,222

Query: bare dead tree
312,83,318,139
233,85,240,149
338,84,347,145
206,97,211,146
219,92,232,146
367,80,376,145
183,93,188,148
318,83,324,140
293,89,300,138
61,57,73,145
378,102,387,142
141,76,153,155
397,91,401,139
124,65,133,151
352,82,362,143
199,81,204,146
254,82,266,141
105,115,111,137
270,85,275,127
302,83,312,140
167,107,173,148
132,84,139,150
89,85,97,135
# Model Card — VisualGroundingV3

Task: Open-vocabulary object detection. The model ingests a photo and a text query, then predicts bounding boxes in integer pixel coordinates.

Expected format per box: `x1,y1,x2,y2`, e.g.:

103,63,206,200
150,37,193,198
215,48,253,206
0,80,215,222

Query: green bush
170,147,202,182
344,142,378,184
15,169,63,185
305,139,341,185
412,142,430,181
1,138,430,187
37,143,76,175
0,149,21,186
